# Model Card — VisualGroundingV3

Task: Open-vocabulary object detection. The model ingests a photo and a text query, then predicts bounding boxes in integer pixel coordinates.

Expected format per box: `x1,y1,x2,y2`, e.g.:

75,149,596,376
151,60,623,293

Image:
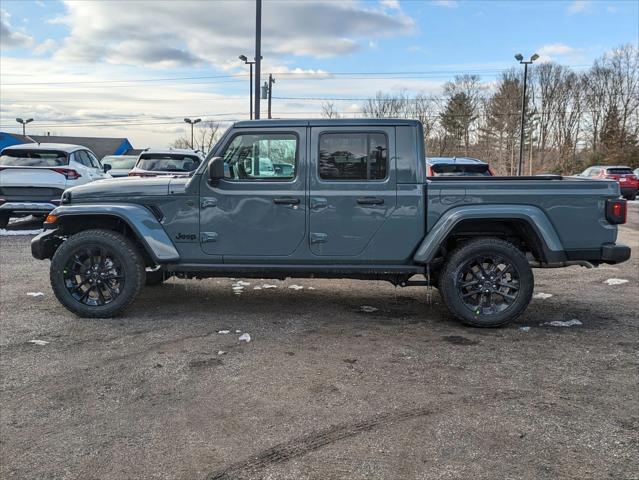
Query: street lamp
183,118,201,149
16,117,34,136
515,53,539,176
239,54,256,120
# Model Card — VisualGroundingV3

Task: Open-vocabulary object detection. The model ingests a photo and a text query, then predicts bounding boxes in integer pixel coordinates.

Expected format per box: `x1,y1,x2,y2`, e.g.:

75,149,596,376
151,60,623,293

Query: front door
199,128,306,259
309,126,396,258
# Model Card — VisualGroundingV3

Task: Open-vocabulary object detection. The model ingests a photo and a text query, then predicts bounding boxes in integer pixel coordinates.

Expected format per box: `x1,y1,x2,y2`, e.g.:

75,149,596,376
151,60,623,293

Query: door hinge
310,232,328,244
200,232,218,243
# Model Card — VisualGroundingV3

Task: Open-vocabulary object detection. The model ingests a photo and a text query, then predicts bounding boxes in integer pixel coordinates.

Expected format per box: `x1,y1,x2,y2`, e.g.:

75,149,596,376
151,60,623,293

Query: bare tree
171,121,224,154
321,101,340,119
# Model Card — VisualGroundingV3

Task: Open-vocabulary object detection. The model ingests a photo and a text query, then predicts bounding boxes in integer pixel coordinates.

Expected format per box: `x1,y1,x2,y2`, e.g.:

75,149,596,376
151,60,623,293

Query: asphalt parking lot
1,205,638,480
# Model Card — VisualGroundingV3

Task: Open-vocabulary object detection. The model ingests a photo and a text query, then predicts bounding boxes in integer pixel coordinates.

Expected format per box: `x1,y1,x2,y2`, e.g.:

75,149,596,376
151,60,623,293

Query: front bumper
31,228,63,260
0,201,57,215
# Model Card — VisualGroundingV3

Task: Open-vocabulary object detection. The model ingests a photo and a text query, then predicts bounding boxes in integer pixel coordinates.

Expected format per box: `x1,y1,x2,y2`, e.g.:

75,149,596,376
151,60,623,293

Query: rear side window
0,149,68,167
222,133,297,180
74,151,93,167
606,168,633,174
319,132,388,181
136,154,201,172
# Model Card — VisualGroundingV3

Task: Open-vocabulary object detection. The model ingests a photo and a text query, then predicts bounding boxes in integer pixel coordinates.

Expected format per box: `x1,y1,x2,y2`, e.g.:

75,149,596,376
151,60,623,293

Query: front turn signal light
44,214,58,225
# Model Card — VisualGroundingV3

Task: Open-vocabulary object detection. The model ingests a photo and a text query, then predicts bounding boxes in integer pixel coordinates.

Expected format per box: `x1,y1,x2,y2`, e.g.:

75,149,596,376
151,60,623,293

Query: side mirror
208,157,225,183
103,163,112,173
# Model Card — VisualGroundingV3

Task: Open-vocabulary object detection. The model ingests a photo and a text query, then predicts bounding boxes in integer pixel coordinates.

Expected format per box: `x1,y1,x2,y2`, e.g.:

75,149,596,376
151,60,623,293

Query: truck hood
64,176,189,201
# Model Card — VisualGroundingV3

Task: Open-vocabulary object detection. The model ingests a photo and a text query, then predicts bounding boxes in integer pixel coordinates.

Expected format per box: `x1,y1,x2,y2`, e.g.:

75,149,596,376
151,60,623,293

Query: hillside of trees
324,44,639,175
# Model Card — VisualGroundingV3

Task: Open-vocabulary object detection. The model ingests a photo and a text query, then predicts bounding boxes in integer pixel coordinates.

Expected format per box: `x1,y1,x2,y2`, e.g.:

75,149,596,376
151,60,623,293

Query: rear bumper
0,201,57,215
620,186,638,195
566,243,631,265
31,228,62,260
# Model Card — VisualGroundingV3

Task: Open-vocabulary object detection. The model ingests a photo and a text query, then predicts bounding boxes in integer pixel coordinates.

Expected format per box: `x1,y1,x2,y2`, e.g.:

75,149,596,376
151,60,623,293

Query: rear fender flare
413,204,565,264
50,204,180,263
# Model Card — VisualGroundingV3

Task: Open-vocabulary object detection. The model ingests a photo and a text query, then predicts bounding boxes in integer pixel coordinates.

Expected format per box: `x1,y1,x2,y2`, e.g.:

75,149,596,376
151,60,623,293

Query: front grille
0,187,65,202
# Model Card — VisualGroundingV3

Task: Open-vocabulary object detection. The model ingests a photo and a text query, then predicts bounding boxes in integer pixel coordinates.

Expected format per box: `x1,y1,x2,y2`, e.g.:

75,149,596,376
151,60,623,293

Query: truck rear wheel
438,238,533,327
50,229,145,318
0,213,9,229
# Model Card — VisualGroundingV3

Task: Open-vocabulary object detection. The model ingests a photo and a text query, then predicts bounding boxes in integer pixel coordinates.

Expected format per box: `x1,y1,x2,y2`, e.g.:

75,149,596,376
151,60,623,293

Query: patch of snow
26,292,45,297
218,330,230,334
360,305,379,313
28,339,49,346
262,284,278,289
235,329,241,333
238,333,251,342
288,285,304,290
605,278,629,286
519,326,531,332
542,319,583,327
533,292,553,299
307,286,316,290
253,286,262,290
235,281,251,287
0,229,43,236
217,350,227,355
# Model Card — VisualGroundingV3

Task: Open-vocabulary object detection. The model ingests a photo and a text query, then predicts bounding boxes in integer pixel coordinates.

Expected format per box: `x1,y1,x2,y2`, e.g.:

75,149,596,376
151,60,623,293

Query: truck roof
232,118,423,128
1,142,84,154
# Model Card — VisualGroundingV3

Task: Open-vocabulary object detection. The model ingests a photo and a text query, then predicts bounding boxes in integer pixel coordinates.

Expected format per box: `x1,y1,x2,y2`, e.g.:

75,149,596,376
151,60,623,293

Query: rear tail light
50,168,81,180
606,199,627,224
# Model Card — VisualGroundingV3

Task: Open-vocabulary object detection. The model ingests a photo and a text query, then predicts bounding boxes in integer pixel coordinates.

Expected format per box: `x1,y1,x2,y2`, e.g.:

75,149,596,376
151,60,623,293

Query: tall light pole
239,55,256,119
515,53,539,176
183,118,201,149
16,117,33,136
254,0,262,119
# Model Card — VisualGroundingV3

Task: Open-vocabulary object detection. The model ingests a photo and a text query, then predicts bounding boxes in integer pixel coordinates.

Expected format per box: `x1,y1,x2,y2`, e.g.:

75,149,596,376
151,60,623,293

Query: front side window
222,133,297,180
319,132,387,181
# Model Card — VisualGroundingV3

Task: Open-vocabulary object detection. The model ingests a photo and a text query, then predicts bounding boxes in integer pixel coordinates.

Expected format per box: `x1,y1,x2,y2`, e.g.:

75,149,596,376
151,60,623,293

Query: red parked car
579,166,638,200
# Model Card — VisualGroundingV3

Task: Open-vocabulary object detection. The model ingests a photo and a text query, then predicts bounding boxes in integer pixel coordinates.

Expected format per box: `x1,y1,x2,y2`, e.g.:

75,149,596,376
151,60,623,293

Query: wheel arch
413,205,566,265
48,204,180,265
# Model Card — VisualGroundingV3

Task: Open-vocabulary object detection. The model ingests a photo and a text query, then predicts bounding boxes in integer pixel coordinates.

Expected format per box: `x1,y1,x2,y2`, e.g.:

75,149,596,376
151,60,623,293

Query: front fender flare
413,204,565,264
49,203,180,263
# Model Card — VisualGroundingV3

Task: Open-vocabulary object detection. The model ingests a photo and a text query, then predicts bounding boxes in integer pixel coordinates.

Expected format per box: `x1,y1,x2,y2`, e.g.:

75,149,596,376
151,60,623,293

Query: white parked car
0,143,111,227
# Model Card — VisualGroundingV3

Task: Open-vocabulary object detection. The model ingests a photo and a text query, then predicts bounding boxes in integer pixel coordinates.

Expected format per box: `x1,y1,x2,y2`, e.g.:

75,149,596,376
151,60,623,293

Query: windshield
136,154,200,172
102,156,137,169
430,164,491,176
0,149,69,167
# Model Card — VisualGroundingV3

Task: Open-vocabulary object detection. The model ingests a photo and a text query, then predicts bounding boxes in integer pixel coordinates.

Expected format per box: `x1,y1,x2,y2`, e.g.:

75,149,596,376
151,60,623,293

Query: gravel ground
1,205,638,480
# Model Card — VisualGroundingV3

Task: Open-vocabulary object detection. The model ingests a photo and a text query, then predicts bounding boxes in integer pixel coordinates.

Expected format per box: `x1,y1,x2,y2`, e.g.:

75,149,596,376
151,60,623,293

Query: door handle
357,197,384,205
273,197,300,205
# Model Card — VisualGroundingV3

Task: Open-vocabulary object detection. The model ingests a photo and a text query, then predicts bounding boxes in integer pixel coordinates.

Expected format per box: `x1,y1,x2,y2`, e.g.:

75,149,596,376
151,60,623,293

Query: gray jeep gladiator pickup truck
31,119,631,327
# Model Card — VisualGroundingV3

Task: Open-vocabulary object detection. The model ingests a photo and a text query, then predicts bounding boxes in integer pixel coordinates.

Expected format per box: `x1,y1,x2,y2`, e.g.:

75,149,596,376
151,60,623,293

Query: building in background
0,132,141,159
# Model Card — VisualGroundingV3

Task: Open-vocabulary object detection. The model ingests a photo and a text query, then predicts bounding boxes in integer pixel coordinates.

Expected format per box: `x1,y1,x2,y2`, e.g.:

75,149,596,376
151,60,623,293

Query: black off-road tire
0,213,9,229
50,229,146,318
438,238,534,327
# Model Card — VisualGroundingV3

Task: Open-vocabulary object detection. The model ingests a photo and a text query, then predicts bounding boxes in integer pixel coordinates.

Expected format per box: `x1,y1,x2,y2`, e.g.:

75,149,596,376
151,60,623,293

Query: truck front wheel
50,229,145,318
439,238,534,327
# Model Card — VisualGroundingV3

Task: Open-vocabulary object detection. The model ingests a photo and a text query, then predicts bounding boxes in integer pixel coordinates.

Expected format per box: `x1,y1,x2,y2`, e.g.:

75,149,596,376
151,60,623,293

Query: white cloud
33,38,57,55
52,0,415,69
537,43,583,63
35,0,46,7
380,0,401,10
0,9,34,49
567,1,591,14
434,0,458,8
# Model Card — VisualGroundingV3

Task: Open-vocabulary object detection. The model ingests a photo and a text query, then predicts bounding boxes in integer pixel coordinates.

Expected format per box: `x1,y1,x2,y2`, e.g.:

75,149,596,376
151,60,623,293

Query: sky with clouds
1,0,637,149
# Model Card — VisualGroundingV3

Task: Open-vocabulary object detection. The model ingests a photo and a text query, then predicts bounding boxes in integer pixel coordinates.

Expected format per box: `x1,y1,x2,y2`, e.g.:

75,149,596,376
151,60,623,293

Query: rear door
199,128,306,259
309,126,396,257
